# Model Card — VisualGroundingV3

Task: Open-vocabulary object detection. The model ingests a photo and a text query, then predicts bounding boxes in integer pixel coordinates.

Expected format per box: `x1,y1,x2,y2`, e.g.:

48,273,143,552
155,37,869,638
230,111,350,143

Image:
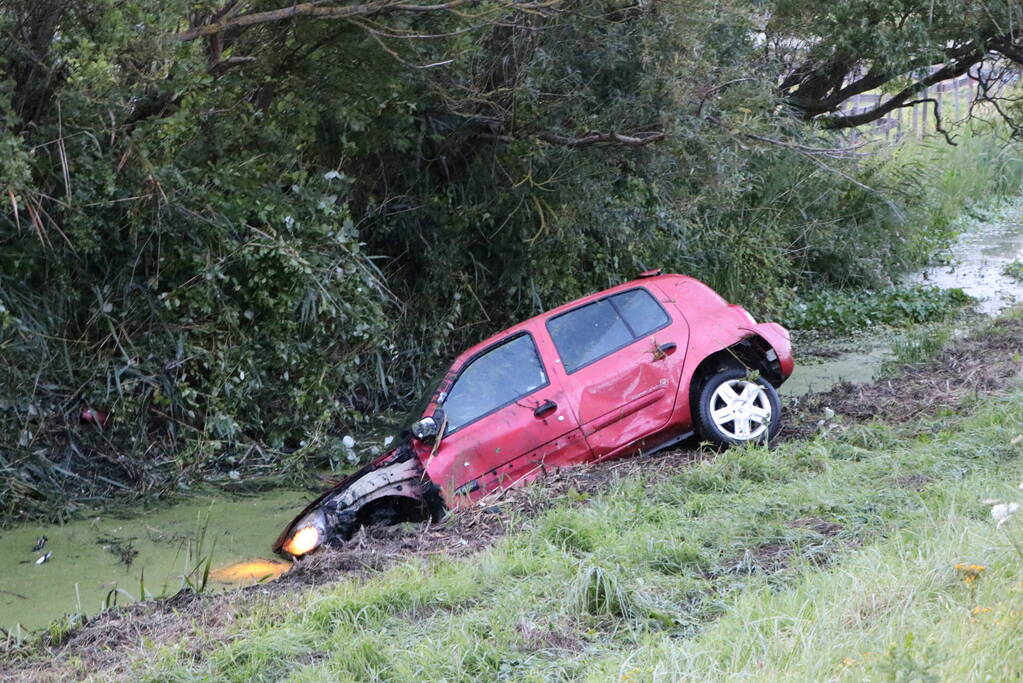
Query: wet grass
880,322,957,375
37,375,1016,681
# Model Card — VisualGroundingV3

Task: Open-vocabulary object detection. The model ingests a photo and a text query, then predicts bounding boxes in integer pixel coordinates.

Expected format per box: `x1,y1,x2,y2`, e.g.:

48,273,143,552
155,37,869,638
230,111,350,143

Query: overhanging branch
816,52,983,130
175,1,564,41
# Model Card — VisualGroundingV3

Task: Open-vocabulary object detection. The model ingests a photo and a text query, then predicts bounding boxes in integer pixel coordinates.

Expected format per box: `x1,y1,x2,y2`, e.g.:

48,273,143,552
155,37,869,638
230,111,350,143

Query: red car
274,271,793,558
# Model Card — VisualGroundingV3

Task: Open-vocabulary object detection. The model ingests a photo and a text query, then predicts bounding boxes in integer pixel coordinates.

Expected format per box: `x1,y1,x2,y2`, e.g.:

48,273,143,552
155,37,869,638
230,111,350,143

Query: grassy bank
7,310,1021,681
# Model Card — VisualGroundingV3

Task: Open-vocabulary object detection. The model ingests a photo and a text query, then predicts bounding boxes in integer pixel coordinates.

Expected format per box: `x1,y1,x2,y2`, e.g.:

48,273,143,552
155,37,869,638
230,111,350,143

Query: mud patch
785,516,843,537
517,618,582,653
891,474,933,491
727,517,847,576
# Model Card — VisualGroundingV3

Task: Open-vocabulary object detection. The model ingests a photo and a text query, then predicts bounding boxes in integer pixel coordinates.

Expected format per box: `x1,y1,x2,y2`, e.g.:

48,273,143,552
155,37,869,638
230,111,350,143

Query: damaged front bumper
274,443,446,560
273,443,442,559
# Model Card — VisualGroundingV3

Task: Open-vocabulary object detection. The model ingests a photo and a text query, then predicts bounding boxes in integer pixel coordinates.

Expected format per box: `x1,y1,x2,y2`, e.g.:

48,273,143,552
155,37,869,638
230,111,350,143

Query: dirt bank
3,313,1022,681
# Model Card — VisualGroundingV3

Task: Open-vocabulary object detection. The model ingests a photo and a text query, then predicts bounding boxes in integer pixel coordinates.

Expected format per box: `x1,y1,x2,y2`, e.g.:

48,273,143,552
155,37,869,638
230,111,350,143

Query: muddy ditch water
0,492,300,633
782,200,1023,396
3,203,1022,634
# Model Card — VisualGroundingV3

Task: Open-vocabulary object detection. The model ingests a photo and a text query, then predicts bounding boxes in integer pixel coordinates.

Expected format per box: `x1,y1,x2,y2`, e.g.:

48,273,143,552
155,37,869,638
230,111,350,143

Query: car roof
454,273,690,362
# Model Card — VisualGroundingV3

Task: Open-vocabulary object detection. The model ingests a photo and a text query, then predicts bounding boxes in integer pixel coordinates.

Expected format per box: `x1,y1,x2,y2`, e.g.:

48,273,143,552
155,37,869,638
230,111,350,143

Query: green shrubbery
1,2,1022,521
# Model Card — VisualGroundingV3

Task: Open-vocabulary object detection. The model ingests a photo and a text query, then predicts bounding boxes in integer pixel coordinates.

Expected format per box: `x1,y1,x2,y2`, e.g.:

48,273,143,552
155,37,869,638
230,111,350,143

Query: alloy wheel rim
709,379,771,440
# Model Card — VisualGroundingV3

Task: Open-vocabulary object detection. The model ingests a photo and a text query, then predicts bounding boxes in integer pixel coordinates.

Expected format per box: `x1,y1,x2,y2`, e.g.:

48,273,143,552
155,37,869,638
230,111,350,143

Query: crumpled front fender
273,443,438,557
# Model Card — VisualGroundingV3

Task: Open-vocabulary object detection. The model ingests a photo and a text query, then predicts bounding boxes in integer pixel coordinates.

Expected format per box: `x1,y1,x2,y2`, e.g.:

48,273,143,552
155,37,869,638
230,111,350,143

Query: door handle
533,399,557,418
655,342,677,359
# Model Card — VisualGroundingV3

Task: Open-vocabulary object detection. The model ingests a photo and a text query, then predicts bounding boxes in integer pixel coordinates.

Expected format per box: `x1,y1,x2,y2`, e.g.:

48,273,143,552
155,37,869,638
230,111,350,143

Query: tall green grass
887,125,1023,244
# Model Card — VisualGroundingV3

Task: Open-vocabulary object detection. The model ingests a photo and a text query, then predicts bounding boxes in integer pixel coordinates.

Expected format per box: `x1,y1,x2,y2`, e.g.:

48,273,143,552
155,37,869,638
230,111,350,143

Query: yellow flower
955,563,987,583
972,606,992,615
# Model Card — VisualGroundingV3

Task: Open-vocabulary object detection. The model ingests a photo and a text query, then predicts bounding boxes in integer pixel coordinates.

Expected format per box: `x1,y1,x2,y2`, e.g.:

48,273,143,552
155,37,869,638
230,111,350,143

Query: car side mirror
411,409,445,442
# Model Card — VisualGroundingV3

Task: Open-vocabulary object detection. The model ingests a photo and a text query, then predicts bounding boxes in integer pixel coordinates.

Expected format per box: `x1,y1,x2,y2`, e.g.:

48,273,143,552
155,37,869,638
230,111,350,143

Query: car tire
695,367,781,446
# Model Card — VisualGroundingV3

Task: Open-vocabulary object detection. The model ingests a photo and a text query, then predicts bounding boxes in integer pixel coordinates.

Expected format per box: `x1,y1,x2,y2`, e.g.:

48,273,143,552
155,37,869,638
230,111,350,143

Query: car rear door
544,286,689,459
423,328,589,506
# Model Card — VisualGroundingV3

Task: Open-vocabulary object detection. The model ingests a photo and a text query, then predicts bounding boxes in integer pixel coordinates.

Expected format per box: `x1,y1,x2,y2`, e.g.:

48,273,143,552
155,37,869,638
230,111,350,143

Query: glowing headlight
284,526,320,556
282,509,326,557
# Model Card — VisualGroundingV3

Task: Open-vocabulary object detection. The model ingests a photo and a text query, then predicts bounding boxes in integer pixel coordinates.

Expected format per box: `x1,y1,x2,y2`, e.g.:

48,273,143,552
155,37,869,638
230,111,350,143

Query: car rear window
547,287,670,373
442,333,548,432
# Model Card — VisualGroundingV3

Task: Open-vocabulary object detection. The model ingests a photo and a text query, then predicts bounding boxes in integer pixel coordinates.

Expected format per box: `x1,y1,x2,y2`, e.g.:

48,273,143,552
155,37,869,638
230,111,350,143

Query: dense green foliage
1004,260,1023,282
1,1,1022,520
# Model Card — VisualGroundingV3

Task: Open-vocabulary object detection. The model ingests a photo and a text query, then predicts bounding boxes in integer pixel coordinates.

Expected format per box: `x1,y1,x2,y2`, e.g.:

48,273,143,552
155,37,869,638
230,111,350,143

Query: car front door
545,286,689,459
423,329,588,506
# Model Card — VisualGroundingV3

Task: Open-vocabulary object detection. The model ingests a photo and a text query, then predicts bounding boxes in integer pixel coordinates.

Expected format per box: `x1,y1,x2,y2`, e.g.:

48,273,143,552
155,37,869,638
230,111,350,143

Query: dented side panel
547,284,690,460
327,456,424,511
659,277,794,429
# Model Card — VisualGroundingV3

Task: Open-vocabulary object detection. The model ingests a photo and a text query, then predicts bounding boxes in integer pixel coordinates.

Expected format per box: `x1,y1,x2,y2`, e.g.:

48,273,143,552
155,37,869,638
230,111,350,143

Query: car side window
546,300,632,373
442,334,548,432
547,287,670,373
613,288,669,337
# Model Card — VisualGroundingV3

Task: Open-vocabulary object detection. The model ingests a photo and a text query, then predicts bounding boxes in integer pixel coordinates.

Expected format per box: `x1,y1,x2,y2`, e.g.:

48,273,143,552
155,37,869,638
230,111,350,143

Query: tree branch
816,52,983,129
536,131,666,147
174,1,563,41
782,37,996,122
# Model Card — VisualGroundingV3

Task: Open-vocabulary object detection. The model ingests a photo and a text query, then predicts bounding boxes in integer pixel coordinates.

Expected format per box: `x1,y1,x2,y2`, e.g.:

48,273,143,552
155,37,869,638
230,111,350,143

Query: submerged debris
97,536,139,567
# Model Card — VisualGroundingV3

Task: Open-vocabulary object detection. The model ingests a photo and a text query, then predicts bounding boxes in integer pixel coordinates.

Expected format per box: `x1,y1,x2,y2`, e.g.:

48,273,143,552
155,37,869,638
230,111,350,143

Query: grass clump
881,323,955,374
1003,260,1023,282
570,563,638,621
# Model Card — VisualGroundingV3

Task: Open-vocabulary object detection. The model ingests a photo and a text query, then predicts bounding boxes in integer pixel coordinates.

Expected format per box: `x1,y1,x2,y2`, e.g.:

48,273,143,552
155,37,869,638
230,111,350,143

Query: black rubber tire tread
694,367,781,446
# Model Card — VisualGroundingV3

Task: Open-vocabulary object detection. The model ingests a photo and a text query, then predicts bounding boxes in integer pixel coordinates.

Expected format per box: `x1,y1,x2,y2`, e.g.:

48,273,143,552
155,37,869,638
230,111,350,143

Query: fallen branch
740,131,872,158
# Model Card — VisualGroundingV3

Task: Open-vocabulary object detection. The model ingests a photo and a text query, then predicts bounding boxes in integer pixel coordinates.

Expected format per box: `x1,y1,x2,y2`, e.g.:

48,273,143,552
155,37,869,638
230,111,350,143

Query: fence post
953,77,960,121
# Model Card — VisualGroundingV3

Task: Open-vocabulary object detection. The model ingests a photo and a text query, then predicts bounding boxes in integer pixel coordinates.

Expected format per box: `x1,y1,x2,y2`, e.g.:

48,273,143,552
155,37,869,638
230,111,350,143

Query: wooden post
953,77,960,121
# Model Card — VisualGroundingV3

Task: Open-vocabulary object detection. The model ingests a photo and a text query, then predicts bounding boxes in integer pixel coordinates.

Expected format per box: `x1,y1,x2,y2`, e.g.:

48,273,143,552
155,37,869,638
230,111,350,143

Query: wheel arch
687,335,783,424
353,494,433,528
